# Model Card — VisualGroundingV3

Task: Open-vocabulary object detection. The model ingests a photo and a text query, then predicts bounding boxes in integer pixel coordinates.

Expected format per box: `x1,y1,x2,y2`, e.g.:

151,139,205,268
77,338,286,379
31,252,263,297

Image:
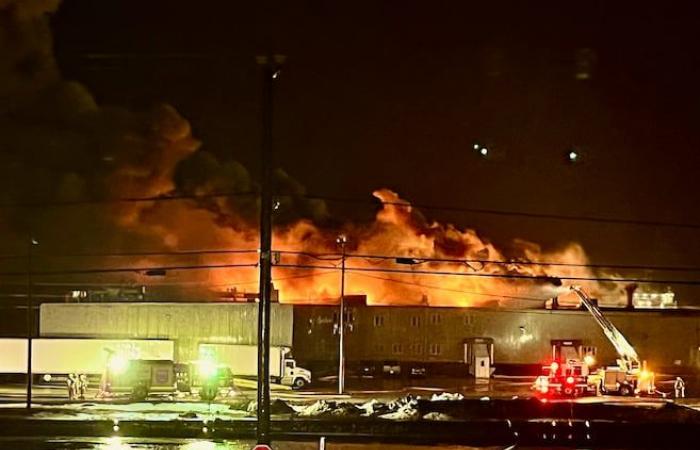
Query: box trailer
0,338,174,378
198,343,311,388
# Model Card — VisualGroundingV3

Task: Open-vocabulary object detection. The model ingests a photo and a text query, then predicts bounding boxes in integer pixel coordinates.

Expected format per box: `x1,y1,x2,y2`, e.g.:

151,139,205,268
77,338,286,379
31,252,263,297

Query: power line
2,245,700,276
279,250,700,273
273,263,700,286
220,269,338,287
0,249,258,260
299,193,700,230
0,191,256,208
0,271,338,297
3,188,699,230
350,272,548,302
0,263,258,277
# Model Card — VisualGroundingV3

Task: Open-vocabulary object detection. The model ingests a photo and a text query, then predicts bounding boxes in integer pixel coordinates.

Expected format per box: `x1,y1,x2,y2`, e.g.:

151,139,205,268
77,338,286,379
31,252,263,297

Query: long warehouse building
40,301,700,375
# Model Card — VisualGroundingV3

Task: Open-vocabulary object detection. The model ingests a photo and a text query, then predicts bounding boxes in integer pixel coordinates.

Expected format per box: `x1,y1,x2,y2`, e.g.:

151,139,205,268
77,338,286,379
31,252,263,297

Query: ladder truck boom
570,286,640,371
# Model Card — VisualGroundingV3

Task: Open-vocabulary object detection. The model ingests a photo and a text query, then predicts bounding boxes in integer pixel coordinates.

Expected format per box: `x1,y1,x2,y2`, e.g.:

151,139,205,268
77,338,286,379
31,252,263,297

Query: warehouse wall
294,305,700,372
40,303,293,361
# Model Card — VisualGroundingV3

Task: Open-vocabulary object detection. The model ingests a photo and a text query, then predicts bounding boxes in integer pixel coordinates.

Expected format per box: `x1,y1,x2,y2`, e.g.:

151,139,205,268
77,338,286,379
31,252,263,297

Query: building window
392,343,403,354
430,313,441,325
410,316,421,327
464,314,473,326
374,343,385,353
411,343,423,355
429,343,442,356
373,315,384,327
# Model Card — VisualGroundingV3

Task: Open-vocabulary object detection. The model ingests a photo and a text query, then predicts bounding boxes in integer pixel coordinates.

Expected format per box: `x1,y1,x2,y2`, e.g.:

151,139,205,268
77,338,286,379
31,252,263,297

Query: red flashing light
566,376,575,384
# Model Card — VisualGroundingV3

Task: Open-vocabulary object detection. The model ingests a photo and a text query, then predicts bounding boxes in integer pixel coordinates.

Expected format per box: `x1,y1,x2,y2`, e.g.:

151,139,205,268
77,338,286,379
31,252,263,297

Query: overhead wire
349,271,548,302
273,263,700,286
0,263,258,277
0,249,259,260
0,190,256,208
280,250,700,273
1,188,699,230
299,193,700,230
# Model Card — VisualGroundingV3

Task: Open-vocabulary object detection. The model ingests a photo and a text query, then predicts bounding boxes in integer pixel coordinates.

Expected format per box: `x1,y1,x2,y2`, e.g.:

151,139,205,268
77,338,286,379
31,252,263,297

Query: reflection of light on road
181,441,217,450
101,437,131,450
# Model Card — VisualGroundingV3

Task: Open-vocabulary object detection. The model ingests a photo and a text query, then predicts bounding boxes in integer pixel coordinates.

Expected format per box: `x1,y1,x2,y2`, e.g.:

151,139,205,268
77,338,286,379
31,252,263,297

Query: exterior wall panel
293,304,700,371
40,303,293,362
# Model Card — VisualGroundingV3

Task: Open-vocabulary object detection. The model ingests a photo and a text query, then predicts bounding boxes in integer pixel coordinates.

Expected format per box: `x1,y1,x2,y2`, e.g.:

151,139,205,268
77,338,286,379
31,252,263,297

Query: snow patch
296,400,332,417
430,392,464,401
423,412,454,421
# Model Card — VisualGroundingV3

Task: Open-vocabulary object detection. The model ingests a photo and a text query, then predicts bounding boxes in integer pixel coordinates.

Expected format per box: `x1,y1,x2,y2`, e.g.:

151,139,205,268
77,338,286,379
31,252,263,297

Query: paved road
0,375,686,409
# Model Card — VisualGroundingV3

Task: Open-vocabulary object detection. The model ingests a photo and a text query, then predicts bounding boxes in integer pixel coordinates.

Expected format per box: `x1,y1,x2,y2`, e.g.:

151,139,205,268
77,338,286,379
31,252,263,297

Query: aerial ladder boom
570,286,640,372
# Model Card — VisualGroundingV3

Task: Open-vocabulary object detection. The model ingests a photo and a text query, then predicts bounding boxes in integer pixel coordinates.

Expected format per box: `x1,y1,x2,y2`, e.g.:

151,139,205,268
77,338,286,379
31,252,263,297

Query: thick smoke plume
0,1,623,307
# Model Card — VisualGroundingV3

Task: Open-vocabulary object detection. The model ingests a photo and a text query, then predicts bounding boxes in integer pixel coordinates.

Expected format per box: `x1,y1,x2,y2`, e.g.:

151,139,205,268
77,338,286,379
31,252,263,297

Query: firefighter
78,374,88,399
674,377,686,398
66,373,77,400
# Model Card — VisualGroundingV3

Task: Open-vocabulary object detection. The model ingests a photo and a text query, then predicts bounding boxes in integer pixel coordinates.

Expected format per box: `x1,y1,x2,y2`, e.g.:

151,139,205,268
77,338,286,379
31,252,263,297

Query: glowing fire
121,184,614,307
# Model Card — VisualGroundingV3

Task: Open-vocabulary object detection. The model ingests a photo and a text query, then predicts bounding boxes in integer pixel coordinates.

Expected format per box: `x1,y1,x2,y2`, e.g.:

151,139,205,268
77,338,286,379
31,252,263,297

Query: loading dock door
465,338,493,379
472,344,491,379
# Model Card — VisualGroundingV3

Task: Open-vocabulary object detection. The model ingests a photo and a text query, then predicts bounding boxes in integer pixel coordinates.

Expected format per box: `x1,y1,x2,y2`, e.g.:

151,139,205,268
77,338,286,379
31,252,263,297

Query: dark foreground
1,398,700,449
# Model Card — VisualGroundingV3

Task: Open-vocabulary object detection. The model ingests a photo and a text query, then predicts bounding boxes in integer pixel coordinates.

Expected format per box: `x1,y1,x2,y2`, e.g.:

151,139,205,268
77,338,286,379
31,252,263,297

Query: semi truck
198,343,311,389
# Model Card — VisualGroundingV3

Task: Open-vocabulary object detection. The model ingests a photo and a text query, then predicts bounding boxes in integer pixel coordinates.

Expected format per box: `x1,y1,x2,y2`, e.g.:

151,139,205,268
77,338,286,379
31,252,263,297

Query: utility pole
337,234,348,394
255,54,284,447
26,236,37,409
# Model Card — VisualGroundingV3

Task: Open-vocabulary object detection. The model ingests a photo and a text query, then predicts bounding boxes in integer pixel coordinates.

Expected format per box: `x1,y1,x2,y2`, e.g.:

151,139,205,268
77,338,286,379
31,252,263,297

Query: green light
108,355,129,374
198,359,217,379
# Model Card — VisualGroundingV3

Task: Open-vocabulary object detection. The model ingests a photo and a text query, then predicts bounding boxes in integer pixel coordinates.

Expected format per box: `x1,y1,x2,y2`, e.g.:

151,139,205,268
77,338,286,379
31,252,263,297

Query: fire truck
571,286,656,396
533,340,596,397
534,286,656,397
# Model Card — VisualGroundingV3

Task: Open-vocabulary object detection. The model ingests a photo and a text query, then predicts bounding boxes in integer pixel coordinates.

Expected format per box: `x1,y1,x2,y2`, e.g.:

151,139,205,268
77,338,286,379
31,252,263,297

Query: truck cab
280,357,311,389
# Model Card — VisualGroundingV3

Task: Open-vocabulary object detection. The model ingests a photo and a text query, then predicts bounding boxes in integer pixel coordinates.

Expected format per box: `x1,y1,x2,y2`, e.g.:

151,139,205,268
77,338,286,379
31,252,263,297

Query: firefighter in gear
78,374,88,399
674,377,686,398
66,373,77,400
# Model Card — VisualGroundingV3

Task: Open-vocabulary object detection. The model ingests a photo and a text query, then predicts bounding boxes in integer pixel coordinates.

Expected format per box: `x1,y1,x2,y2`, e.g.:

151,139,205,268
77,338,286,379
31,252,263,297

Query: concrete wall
293,305,700,371
40,303,294,361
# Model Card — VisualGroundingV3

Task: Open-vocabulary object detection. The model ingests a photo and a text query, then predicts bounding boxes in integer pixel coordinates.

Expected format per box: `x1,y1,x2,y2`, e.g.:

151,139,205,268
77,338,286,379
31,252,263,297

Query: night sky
3,1,700,300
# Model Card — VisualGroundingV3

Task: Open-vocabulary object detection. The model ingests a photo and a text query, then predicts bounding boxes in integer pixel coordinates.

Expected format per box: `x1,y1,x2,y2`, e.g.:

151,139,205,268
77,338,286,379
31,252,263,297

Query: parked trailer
0,338,174,380
199,343,311,388
0,339,29,373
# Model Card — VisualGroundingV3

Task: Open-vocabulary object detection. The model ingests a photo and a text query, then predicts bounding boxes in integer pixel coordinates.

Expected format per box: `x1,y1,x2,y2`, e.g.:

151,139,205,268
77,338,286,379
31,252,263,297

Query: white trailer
0,338,174,378
198,343,311,388
0,339,29,373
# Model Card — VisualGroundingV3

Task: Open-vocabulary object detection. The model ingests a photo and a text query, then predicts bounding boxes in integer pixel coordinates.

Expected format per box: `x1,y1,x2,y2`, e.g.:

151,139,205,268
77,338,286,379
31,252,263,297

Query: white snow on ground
295,400,332,417
29,402,248,422
378,399,419,421
430,392,464,401
358,399,380,416
422,412,454,421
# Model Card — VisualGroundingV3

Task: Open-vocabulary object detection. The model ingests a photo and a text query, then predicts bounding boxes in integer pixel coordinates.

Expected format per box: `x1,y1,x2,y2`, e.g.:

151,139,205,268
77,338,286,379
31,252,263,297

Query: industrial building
293,298,700,375
39,298,700,377
39,302,293,362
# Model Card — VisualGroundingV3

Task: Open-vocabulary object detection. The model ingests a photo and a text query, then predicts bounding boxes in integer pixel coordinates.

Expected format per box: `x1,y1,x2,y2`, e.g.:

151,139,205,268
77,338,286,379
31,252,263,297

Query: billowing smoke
0,1,623,306
0,0,200,254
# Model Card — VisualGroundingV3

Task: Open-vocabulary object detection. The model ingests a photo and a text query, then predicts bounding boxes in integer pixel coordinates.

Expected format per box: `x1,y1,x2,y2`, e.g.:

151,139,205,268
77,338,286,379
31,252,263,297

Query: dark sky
19,0,700,297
